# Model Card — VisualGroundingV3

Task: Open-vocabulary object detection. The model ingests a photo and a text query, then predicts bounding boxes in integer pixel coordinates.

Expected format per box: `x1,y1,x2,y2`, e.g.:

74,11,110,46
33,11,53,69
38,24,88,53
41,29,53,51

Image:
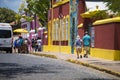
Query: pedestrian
31,38,36,52
22,38,30,53
37,37,42,51
83,31,91,58
17,36,24,53
26,38,31,52
34,38,38,52
74,35,82,59
13,39,18,53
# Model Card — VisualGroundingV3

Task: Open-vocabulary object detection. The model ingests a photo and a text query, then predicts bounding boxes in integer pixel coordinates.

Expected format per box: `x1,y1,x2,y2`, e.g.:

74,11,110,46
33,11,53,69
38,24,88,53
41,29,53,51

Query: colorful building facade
44,0,120,61
91,17,120,60
21,13,42,39
44,0,85,53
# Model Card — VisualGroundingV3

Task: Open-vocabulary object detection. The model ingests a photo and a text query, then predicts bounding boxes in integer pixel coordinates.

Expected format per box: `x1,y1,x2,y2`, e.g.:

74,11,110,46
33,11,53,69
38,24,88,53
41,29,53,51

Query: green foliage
14,14,21,30
0,7,16,23
91,10,109,22
103,0,120,15
24,16,33,22
25,0,50,26
18,1,26,14
15,14,21,21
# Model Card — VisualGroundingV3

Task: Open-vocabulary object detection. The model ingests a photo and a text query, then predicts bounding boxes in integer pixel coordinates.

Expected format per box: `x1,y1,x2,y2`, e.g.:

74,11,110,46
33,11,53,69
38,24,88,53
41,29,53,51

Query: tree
91,10,109,22
0,7,16,23
103,0,120,15
25,0,50,27
18,1,26,14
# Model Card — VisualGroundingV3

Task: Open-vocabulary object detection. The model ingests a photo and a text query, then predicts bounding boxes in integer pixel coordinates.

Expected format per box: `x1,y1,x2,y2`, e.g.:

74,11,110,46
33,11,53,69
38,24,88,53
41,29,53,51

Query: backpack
14,40,18,47
16,39,23,47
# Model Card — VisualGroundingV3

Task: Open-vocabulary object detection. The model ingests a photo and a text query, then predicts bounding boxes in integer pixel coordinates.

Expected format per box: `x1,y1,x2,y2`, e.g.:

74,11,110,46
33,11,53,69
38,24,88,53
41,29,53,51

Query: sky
86,1,108,11
0,0,107,12
0,0,23,12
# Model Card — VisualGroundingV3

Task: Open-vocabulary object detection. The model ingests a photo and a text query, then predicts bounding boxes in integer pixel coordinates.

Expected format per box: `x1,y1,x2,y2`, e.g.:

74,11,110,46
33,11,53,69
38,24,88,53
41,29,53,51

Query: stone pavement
32,51,120,77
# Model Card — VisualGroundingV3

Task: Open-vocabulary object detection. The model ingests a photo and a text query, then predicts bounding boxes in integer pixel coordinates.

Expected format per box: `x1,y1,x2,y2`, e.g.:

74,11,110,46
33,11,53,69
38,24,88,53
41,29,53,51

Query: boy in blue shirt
83,32,91,58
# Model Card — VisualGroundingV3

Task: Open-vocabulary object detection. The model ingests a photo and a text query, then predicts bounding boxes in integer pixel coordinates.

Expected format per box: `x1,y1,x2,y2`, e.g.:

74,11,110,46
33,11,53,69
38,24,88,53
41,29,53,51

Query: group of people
13,32,90,57
13,36,42,53
31,37,42,52
13,36,29,53
74,32,91,59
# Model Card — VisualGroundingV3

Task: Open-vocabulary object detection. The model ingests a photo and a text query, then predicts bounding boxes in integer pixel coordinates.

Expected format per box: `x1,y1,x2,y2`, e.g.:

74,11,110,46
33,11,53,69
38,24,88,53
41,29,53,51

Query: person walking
17,36,24,53
74,35,82,59
22,38,30,53
13,39,18,53
37,37,42,51
83,31,91,58
31,38,36,52
34,38,38,52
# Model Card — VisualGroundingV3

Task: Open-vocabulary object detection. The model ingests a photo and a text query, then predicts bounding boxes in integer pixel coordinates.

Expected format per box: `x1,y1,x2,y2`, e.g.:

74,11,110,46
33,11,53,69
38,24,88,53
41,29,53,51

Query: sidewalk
31,51,120,77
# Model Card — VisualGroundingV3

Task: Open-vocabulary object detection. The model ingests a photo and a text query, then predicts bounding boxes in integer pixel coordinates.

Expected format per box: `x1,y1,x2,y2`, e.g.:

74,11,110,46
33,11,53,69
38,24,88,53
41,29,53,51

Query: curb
30,52,120,77
67,59,120,77
30,52,57,59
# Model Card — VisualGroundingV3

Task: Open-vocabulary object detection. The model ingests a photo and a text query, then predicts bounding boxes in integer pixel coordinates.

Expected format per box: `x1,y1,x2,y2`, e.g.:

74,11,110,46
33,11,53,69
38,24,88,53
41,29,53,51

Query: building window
62,19,65,40
52,16,69,45
52,21,55,41
66,18,69,40
56,20,59,40
52,20,59,45
63,18,66,40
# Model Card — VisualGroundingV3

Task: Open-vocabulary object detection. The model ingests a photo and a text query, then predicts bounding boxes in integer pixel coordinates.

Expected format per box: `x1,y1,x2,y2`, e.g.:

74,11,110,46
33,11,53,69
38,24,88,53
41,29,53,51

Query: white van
0,23,13,53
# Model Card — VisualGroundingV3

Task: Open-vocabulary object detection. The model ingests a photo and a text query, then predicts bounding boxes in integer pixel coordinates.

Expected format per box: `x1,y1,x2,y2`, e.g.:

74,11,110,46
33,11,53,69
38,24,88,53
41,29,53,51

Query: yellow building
43,0,120,61
44,0,85,54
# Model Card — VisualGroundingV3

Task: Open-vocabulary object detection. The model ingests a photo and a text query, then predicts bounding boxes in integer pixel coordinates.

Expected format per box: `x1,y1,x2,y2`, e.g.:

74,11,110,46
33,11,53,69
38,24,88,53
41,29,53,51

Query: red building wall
43,33,48,45
78,27,84,38
62,2,69,16
53,7,59,19
94,23,115,50
114,23,120,50
53,2,69,19
78,0,86,24
53,0,86,20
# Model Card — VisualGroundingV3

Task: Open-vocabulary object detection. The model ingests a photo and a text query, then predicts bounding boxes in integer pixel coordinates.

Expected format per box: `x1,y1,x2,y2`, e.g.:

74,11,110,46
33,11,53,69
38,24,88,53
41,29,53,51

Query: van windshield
0,30,11,38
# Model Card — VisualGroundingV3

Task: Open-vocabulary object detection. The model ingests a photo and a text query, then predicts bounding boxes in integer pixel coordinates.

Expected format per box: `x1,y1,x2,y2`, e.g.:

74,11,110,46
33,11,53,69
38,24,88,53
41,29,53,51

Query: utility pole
34,14,37,33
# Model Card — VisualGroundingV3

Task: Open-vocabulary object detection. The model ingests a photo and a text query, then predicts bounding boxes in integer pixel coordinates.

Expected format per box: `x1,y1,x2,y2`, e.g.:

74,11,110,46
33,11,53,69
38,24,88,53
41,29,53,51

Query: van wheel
6,50,9,53
9,48,12,53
